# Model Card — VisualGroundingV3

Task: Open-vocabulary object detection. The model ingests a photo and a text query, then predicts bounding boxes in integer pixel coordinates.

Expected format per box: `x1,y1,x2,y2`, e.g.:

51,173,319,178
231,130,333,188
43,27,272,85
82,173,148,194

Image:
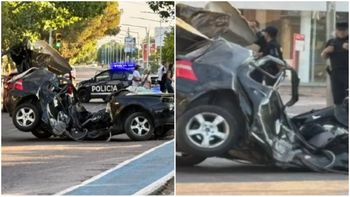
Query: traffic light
55,33,62,48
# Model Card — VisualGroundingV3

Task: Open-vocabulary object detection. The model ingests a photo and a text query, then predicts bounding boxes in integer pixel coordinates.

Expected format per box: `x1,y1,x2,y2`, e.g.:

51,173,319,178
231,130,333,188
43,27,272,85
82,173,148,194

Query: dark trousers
158,80,166,93
165,79,174,93
330,68,348,105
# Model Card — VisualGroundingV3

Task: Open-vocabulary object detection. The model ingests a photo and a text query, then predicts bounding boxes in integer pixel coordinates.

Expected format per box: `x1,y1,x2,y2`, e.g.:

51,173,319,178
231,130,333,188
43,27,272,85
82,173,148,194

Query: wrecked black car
107,90,174,140
5,40,174,141
176,2,348,172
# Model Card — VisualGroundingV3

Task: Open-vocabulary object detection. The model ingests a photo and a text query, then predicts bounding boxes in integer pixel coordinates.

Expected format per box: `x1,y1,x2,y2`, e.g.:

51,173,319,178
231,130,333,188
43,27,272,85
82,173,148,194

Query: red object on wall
292,33,305,71
142,43,157,62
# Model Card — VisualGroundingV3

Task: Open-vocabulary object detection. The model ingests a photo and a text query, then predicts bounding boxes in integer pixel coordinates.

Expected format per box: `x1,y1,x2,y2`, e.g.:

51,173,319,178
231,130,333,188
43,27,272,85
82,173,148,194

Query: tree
161,29,174,64
1,1,121,66
1,2,107,50
59,2,121,64
147,1,174,21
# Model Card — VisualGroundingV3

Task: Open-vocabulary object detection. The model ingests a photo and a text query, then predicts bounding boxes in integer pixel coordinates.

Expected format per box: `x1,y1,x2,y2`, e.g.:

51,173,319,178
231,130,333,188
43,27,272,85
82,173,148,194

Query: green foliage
97,42,125,64
60,2,121,65
147,1,174,21
1,1,121,66
161,29,174,64
1,1,89,50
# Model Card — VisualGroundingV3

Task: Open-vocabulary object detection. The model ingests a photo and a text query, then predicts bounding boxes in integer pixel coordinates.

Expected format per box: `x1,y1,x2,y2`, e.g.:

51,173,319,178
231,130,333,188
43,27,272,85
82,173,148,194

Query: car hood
8,40,72,75
32,40,72,75
176,2,257,48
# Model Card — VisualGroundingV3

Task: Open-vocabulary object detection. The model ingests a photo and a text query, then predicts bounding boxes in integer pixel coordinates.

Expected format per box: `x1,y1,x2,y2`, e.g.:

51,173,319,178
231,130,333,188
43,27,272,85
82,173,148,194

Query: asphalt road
176,86,349,195
1,101,172,195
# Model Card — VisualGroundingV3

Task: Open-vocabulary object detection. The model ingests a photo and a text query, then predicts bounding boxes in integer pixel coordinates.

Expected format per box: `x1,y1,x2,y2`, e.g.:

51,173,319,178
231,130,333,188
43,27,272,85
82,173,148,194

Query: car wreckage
4,40,174,141
176,2,348,173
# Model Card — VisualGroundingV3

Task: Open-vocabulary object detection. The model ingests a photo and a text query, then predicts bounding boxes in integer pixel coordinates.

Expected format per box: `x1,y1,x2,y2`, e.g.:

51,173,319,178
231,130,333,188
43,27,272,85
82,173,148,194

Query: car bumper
153,110,174,127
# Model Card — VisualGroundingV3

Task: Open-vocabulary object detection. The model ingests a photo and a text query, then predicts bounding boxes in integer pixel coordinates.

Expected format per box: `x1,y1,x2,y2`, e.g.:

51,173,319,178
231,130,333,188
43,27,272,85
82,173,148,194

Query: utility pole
159,20,163,64
325,2,336,106
49,29,53,46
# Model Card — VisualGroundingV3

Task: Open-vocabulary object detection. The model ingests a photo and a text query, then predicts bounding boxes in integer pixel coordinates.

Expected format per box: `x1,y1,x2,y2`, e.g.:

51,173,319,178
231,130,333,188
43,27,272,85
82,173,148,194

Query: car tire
12,102,40,132
176,152,206,166
78,89,90,103
31,129,52,139
124,112,154,141
177,105,242,157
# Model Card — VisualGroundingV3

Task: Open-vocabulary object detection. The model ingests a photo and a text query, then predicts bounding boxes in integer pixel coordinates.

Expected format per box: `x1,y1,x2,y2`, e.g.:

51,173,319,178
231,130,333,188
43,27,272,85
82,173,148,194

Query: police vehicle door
91,70,116,96
110,71,129,90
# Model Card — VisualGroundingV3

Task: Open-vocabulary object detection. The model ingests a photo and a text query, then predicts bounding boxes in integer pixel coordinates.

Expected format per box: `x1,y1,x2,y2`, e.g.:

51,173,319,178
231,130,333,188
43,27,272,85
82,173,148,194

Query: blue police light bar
109,61,136,72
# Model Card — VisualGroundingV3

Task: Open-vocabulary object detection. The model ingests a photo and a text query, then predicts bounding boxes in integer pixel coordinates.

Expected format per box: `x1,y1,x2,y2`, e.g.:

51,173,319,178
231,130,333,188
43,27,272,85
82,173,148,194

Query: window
95,71,110,82
111,72,125,80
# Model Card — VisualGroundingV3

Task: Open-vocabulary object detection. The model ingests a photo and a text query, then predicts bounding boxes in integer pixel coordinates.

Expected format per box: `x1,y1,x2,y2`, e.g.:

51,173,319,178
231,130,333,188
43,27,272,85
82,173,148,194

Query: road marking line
55,140,174,195
176,180,349,195
133,170,174,195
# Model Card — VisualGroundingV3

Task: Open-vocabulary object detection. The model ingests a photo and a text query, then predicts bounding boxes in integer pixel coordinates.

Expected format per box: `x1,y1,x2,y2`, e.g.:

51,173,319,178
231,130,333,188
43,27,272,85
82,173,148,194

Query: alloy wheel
185,112,229,148
130,116,151,136
16,107,36,127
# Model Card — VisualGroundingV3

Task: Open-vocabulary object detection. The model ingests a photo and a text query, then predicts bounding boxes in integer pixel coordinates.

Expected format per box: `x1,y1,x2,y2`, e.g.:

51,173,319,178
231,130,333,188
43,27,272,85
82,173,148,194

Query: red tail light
176,60,198,81
14,79,24,91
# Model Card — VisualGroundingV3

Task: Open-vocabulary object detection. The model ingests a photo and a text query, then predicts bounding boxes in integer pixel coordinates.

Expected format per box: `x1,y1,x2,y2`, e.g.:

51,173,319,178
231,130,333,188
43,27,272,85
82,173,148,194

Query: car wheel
124,112,154,141
176,152,206,166
78,89,90,103
177,105,242,157
13,103,40,131
31,129,52,139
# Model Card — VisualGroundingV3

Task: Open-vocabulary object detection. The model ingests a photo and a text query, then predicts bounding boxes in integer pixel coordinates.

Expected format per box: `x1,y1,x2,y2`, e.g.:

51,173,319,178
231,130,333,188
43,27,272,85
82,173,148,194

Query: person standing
255,26,283,85
157,61,167,92
132,65,142,87
165,63,174,93
321,21,348,105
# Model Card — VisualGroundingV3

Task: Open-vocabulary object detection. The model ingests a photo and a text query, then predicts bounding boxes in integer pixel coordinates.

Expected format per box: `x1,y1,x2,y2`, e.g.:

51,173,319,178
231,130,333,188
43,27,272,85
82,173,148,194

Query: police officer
252,26,283,85
157,61,167,92
321,21,348,105
165,63,174,93
132,65,142,87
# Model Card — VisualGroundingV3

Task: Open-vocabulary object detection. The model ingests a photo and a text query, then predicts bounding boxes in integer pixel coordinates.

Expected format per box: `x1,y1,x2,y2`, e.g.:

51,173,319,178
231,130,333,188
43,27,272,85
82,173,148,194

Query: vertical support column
298,11,312,83
281,18,292,59
325,2,336,106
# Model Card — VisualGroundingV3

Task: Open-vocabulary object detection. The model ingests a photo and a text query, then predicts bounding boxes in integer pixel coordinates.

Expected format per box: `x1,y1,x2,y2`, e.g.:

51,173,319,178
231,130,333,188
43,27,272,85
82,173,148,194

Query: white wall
298,11,312,83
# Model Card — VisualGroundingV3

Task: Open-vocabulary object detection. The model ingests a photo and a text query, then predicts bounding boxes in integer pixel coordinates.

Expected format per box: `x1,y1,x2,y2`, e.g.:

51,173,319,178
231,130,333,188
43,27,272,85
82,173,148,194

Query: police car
76,63,134,103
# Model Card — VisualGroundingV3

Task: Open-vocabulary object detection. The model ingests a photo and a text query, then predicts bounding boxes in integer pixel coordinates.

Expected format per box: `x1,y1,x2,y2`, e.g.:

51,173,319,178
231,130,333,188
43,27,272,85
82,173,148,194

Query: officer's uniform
251,38,283,86
326,36,349,105
261,39,283,85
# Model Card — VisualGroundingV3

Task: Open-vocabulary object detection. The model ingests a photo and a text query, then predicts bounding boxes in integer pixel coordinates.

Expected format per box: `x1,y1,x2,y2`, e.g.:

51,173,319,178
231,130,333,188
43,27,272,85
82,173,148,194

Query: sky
98,1,174,48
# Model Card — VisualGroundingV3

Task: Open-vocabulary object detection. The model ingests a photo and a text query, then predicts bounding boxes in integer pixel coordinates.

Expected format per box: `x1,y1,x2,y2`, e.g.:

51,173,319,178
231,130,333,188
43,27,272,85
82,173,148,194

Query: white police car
76,69,133,103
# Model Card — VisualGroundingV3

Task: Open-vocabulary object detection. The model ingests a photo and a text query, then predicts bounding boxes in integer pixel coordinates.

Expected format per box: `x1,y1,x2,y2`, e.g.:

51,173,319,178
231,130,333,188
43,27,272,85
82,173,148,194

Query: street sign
294,33,305,51
292,33,305,70
124,36,136,53
155,27,172,47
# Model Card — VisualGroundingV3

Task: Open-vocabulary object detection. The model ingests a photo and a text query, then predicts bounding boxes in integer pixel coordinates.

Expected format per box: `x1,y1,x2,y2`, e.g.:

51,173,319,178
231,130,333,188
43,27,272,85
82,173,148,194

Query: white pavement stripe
55,140,174,196
133,170,174,195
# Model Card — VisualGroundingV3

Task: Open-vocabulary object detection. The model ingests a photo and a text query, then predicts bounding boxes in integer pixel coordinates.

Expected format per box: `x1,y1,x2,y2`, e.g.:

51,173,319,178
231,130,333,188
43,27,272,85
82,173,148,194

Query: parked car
108,91,174,140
